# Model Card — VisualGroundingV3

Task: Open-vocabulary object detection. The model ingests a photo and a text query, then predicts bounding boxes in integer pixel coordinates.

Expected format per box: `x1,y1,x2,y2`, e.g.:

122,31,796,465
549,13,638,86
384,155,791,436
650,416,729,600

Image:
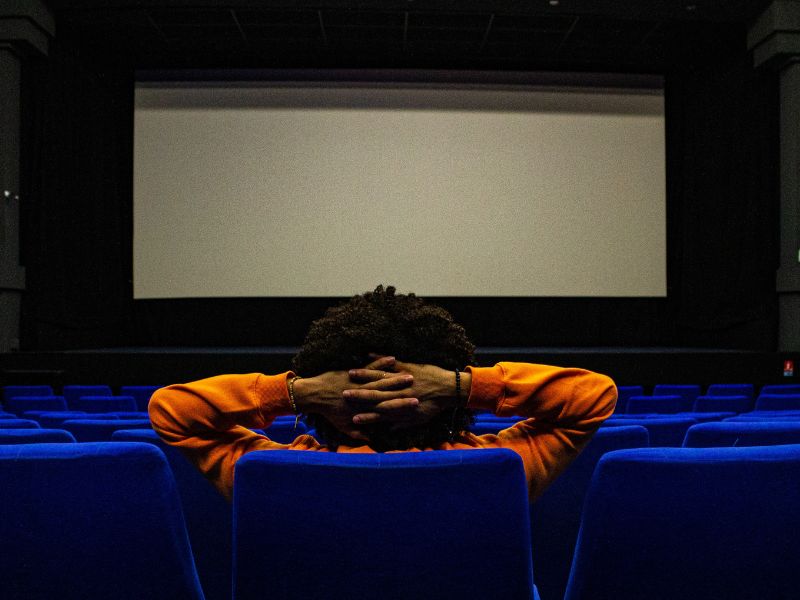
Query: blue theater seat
112,429,231,600
262,419,308,443
0,429,76,444
683,421,800,447
120,385,163,412
2,385,54,402
626,395,682,414
0,442,204,599
0,419,41,429
60,419,152,442
73,395,138,413
234,449,537,600
602,416,698,446
470,421,523,435
564,445,800,600
706,383,754,400
692,394,752,413
62,385,113,410
531,425,649,600
726,412,800,422
106,411,150,419
33,411,104,428
615,385,644,413
5,396,67,416
755,394,800,411
652,384,700,412
760,384,800,395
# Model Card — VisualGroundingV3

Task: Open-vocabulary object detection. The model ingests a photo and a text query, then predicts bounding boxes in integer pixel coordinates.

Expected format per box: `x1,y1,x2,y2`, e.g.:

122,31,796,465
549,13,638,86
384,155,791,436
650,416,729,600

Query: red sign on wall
784,360,795,377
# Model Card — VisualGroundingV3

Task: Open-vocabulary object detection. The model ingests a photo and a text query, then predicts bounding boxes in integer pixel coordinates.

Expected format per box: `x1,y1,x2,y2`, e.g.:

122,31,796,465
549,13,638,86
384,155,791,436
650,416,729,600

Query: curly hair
292,285,477,451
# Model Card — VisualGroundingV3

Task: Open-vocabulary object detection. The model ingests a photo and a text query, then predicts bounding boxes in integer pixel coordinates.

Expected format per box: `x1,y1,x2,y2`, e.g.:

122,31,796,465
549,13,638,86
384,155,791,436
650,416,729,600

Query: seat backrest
61,419,152,442
2,385,54,402
0,419,42,429
120,385,163,412
0,429,76,444
602,416,698,446
725,412,800,422
755,394,800,411
706,383,754,400
683,421,800,447
760,384,800,395
0,442,204,600
692,394,752,413
73,395,138,413
5,396,67,416
62,385,114,410
112,429,232,600
652,385,700,412
565,445,800,600
531,426,649,600
626,395,682,414
614,385,644,413
233,449,534,600
261,419,308,443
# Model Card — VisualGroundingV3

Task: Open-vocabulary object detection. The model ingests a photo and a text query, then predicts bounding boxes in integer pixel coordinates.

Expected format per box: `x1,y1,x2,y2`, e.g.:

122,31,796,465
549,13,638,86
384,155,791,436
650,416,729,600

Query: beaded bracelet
288,375,302,431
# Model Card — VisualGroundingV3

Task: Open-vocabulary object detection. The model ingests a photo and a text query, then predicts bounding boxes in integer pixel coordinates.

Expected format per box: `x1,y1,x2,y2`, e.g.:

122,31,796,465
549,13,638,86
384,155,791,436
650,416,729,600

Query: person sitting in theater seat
149,285,616,501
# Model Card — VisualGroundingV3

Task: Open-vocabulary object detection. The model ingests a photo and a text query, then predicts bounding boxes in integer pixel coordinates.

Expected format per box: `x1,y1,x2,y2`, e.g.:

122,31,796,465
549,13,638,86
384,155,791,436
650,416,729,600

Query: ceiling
45,0,772,72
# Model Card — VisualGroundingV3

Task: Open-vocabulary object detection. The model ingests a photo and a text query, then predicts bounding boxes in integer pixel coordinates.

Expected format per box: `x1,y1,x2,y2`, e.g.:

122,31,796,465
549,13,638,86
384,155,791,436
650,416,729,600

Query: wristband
288,375,302,431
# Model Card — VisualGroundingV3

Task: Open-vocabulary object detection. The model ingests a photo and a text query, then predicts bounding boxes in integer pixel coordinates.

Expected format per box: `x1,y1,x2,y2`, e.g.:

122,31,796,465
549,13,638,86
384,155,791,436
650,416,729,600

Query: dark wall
19,32,779,351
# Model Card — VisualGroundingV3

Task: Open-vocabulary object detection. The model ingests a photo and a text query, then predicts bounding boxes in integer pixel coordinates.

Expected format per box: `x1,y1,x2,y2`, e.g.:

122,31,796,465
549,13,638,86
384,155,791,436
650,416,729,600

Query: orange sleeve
148,372,298,500
464,362,617,500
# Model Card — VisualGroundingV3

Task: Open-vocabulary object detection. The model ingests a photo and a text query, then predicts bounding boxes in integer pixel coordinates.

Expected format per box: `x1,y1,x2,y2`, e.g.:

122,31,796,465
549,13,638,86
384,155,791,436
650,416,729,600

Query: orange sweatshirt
149,362,616,501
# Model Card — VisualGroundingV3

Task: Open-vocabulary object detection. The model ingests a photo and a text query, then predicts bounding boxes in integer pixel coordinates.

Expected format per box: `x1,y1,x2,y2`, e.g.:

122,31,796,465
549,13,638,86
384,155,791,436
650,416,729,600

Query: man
149,285,616,501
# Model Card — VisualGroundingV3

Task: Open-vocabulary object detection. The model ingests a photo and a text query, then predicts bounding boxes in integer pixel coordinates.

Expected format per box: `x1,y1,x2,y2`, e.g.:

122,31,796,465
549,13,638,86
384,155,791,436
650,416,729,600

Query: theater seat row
616,383,800,414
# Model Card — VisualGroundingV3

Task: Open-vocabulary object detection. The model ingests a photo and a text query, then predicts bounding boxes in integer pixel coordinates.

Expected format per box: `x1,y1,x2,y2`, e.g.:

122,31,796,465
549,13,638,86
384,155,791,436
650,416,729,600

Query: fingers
352,398,419,424
364,355,396,371
343,383,416,404
349,370,412,388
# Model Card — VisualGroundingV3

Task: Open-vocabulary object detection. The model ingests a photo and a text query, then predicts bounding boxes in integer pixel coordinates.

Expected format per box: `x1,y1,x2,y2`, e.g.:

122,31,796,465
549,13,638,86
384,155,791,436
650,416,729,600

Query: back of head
292,285,476,451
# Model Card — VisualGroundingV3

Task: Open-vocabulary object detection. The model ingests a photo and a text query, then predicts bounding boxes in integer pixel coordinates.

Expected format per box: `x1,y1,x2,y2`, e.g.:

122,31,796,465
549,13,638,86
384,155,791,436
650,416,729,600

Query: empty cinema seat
760,384,800,395
564,445,800,600
470,421,522,435
725,412,800,422
683,421,800,447
652,384,700,412
61,419,152,442
73,395,138,414
614,386,644,414
62,385,113,410
0,419,41,429
692,395,752,413
233,449,537,600
531,425,649,600
112,429,232,600
5,396,67,416
0,442,204,599
33,411,99,428
0,429,76,444
120,385,163,412
706,383,755,400
625,395,683,414
261,419,308,444
602,416,697,446
2,385,54,403
755,394,800,411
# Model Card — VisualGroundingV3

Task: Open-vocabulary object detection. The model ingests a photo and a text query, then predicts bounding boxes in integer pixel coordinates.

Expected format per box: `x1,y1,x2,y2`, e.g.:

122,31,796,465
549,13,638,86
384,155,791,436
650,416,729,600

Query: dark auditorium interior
2,1,800,599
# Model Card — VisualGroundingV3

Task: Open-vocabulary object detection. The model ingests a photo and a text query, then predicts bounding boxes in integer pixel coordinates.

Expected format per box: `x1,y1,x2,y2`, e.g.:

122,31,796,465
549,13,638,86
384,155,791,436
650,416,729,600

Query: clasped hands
292,356,465,442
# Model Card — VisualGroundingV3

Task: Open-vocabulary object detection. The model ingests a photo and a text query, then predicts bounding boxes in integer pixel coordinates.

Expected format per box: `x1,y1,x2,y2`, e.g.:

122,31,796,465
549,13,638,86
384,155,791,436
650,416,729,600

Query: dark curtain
20,39,135,350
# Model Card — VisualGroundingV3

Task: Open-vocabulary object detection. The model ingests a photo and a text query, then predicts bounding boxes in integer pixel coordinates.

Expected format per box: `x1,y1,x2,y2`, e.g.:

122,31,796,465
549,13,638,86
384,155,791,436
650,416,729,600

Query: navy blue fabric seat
652,384,700,412
107,411,150,419
2,385,54,402
470,421,522,435
755,393,800,411
261,419,308,443
706,383,754,400
760,384,800,395
531,426,649,600
725,411,800,422
120,385,163,412
0,412,17,418
74,395,138,413
683,421,800,447
61,418,152,442
614,385,644,413
692,394,752,413
5,396,67,416
0,419,41,429
626,395,682,414
602,416,697,446
564,445,800,600
0,429,76,444
234,449,537,600
112,429,231,600
33,411,102,428
0,442,204,599
62,385,113,410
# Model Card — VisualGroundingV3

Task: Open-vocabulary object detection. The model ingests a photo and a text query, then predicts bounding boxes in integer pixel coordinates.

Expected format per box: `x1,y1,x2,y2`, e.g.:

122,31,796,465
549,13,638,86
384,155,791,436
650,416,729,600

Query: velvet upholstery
0,429,76,444
0,419,42,429
725,412,800,422
626,395,682,414
706,383,754,400
602,417,698,446
73,395,138,413
692,394,752,413
531,425,649,600
61,418,152,441
112,429,232,600
564,445,800,600
0,442,204,599
120,385,163,412
683,421,800,447
62,385,113,410
261,419,308,443
34,411,108,428
233,449,536,600
652,384,701,412
760,384,800,395
5,396,67,416
755,394,800,411
2,385,54,402
615,385,644,413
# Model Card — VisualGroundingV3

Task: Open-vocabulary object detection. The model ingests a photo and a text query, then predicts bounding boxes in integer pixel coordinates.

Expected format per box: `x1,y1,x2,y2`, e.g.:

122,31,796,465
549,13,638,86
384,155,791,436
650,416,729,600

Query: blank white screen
134,82,665,298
